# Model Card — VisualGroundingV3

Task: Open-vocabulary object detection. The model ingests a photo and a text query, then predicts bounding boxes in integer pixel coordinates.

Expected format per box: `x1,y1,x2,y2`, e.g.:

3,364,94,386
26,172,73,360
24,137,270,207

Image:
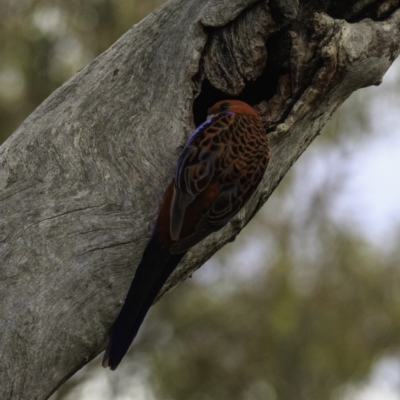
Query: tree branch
1,0,399,398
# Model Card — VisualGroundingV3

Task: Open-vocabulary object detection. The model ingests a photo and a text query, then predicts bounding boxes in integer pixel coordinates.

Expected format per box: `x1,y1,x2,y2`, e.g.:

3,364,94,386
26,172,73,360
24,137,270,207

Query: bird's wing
170,112,234,240
170,114,269,253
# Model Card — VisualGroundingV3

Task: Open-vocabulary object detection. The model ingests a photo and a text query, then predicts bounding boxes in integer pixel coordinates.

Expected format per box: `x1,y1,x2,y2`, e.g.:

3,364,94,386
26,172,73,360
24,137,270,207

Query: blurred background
1,1,400,399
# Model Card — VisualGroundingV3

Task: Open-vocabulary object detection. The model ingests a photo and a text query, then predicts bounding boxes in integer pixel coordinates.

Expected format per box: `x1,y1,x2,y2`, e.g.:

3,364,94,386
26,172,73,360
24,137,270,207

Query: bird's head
207,100,258,118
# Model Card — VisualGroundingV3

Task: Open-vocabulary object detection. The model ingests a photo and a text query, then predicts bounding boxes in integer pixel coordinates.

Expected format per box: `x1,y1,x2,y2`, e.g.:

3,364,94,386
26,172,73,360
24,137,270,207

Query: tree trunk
1,0,399,398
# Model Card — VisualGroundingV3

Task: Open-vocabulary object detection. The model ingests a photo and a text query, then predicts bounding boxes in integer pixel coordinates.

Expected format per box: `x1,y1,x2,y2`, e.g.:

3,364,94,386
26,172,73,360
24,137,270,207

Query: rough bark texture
1,0,400,398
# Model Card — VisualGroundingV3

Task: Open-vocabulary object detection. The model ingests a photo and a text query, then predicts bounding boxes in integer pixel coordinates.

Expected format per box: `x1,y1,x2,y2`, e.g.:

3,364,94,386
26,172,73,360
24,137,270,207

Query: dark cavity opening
193,33,287,127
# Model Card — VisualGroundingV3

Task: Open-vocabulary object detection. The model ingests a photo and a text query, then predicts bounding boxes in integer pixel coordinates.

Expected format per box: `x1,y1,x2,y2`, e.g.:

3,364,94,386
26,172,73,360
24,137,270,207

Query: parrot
102,100,270,370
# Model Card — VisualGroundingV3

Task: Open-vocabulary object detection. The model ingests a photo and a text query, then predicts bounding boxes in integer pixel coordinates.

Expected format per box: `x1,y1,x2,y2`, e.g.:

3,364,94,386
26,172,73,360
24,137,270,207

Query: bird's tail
102,230,185,370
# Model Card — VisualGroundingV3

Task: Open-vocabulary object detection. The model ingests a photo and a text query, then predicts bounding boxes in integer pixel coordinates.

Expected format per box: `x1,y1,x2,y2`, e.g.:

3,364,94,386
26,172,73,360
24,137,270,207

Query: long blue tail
103,232,185,370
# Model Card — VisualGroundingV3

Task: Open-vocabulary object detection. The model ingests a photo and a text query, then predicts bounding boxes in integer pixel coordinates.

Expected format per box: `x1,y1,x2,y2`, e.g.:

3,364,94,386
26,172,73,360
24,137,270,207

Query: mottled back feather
170,104,270,253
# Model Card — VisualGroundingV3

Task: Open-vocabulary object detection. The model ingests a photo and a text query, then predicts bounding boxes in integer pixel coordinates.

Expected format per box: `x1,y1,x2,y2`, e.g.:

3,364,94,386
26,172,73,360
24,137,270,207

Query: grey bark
1,0,400,398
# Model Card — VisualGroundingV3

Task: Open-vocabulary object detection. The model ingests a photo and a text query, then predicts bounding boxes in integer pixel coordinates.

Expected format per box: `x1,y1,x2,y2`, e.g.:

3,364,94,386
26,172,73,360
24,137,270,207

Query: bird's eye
219,102,230,112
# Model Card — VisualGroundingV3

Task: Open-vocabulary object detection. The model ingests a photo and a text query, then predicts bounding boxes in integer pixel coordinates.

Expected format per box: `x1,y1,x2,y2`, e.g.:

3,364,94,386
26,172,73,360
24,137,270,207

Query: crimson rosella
103,100,270,370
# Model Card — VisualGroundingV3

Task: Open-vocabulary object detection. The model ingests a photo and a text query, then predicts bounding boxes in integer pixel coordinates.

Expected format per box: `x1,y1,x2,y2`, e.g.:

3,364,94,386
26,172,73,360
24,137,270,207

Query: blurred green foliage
2,1,400,400
148,231,400,400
